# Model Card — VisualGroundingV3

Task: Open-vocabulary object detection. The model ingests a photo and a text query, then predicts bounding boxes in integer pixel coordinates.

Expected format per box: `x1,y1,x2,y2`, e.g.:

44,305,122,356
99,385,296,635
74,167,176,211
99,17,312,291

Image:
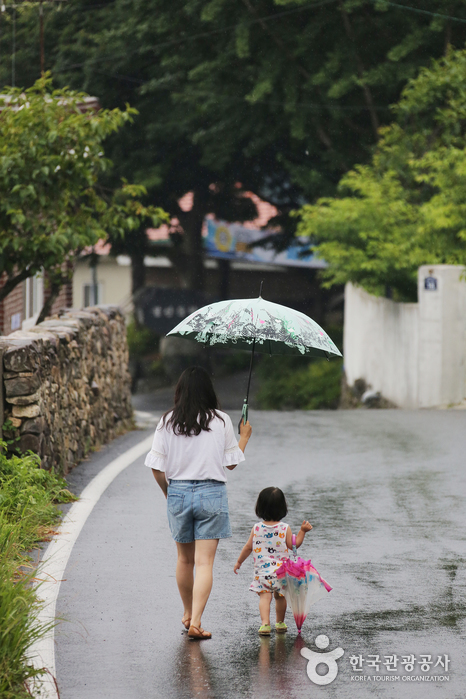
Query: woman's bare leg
258,591,273,626
190,539,219,630
175,541,195,625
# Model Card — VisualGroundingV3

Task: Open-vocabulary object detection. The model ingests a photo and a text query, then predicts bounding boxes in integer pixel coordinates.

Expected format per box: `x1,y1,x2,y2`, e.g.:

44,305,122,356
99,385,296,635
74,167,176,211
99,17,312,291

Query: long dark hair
162,366,223,436
255,487,288,521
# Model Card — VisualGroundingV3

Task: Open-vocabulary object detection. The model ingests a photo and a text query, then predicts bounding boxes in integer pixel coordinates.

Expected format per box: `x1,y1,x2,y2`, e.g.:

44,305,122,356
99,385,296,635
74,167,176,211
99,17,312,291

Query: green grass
0,533,54,699
0,443,76,698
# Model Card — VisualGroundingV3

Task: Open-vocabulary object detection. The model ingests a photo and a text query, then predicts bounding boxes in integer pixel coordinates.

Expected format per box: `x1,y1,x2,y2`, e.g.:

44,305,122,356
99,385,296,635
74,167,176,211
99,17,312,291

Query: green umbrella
167,293,342,429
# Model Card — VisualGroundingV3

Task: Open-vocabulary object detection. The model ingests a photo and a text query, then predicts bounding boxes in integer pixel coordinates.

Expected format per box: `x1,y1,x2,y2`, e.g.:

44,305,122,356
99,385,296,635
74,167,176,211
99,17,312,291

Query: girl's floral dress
249,521,289,593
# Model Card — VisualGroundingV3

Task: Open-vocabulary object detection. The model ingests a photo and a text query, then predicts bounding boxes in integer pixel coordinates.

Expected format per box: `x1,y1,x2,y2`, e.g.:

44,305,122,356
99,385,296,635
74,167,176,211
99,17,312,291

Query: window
22,272,44,330
83,283,103,307
11,313,21,330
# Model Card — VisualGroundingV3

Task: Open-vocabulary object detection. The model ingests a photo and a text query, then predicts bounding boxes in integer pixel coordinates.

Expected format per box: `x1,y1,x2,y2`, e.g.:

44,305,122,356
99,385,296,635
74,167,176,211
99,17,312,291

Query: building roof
0,94,100,113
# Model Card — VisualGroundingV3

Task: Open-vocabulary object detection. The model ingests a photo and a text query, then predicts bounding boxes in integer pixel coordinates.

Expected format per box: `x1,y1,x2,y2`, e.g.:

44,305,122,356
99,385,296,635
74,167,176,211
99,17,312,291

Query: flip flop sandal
188,625,212,640
182,617,191,630
275,622,287,633
258,624,271,636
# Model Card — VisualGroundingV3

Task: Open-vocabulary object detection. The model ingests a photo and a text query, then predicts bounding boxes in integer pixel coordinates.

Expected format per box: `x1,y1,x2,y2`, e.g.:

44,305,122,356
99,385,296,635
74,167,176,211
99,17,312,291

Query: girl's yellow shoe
258,624,271,635
275,622,287,633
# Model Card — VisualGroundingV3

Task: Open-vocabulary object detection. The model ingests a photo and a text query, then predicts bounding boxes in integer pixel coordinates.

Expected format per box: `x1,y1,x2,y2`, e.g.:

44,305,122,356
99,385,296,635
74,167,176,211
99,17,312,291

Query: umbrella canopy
167,296,342,358
276,556,332,632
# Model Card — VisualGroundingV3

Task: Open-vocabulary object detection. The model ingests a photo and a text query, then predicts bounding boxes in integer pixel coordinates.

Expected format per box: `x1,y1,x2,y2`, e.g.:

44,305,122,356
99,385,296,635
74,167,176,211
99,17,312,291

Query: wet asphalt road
55,405,466,699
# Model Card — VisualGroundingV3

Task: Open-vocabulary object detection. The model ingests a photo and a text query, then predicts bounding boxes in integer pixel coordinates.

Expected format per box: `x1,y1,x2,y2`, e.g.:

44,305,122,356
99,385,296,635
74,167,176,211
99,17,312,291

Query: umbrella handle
238,400,248,434
292,534,297,558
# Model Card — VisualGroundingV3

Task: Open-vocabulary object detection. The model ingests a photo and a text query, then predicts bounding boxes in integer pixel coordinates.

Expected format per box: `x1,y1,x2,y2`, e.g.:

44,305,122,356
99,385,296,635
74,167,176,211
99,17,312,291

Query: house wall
48,276,73,311
1,271,73,336
344,265,466,408
73,257,132,315
144,258,333,323
2,280,24,334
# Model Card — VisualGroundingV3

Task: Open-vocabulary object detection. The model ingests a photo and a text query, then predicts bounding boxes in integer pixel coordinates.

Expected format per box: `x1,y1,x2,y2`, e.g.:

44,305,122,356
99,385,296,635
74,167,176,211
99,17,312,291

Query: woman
145,366,252,639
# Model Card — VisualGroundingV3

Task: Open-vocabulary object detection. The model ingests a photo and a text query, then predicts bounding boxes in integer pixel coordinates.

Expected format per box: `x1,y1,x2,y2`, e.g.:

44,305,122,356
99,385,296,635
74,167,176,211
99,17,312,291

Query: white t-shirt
144,410,245,482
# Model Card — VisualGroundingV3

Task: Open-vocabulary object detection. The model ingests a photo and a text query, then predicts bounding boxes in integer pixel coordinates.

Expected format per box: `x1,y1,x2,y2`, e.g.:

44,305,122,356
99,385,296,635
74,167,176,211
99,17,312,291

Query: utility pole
11,5,15,86
1,0,64,81
39,1,44,73
35,0,64,75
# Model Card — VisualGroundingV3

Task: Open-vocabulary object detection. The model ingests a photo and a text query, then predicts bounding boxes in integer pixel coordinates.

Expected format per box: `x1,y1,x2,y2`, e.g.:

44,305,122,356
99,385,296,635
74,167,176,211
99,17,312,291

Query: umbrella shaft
246,339,256,404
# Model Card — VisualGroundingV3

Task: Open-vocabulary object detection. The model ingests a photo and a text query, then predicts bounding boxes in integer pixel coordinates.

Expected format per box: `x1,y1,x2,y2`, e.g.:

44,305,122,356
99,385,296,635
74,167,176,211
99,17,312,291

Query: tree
0,77,167,316
3,0,466,290
296,48,466,301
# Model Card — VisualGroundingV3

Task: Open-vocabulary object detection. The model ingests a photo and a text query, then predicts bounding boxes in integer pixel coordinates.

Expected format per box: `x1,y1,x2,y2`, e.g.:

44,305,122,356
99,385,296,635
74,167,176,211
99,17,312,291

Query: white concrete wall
344,265,466,408
344,283,419,407
417,265,466,407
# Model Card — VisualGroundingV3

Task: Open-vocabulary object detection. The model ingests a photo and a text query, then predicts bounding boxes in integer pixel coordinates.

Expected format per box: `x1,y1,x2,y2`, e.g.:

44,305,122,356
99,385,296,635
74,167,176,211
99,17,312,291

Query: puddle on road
162,588,466,699
168,632,315,699
388,469,453,534
284,479,371,541
329,597,466,637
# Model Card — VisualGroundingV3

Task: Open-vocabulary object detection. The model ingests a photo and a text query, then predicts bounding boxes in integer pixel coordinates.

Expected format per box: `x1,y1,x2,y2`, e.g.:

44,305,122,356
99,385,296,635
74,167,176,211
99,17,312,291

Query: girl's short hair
255,487,288,521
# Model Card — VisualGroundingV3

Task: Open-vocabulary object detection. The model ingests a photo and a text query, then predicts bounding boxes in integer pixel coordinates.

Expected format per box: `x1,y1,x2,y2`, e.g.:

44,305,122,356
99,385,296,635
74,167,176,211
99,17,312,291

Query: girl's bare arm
234,527,254,573
286,521,312,550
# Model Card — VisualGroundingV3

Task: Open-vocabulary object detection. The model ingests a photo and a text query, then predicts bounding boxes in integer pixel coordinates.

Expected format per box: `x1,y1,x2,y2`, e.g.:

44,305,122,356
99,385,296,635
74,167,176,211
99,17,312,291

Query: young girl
234,486,312,635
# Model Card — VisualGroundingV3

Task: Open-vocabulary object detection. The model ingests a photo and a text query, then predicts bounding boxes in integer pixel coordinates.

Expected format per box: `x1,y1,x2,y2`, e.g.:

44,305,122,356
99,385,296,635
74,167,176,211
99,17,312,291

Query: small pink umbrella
276,536,332,633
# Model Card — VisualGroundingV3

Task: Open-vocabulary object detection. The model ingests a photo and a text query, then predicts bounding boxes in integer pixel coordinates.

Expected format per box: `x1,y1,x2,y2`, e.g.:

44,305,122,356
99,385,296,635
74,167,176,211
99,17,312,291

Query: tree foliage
2,1,466,290
297,48,466,301
0,77,167,305
2,0,466,289
43,0,466,189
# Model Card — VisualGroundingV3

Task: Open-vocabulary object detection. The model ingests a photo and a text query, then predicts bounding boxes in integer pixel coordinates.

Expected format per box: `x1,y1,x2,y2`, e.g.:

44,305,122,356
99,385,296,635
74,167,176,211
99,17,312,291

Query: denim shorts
166,480,232,543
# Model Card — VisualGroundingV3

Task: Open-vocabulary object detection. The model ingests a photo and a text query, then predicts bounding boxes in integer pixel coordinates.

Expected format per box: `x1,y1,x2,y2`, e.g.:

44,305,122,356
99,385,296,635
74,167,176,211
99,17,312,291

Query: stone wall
0,306,133,473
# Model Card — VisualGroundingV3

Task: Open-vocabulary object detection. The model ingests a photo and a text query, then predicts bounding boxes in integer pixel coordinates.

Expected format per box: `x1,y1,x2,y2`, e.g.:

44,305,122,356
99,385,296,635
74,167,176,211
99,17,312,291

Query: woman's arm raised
238,420,252,452
226,420,252,471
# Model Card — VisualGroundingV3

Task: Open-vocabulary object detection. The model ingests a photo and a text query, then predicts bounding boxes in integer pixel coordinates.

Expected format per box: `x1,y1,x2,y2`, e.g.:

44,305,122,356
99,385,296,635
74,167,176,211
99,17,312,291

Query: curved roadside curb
28,435,154,699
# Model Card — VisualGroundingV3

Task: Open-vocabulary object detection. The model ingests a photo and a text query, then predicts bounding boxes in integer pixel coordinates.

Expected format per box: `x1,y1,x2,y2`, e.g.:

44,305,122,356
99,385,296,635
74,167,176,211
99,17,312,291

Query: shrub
0,448,75,553
126,320,158,357
256,357,343,410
